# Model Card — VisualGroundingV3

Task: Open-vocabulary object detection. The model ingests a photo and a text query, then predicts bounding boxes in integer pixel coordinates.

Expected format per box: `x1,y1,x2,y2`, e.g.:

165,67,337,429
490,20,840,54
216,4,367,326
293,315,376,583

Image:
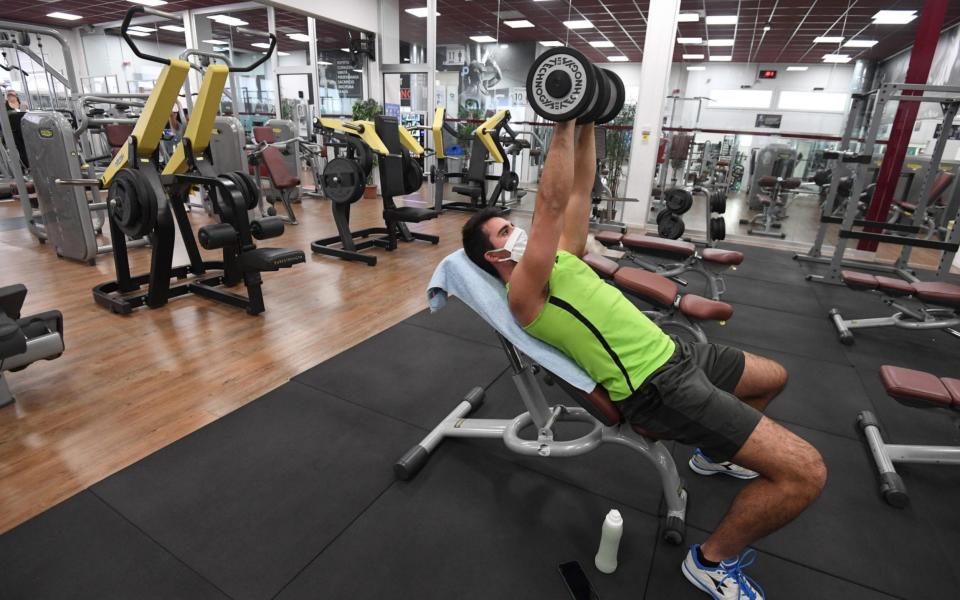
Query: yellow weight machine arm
317,117,424,157
162,64,229,176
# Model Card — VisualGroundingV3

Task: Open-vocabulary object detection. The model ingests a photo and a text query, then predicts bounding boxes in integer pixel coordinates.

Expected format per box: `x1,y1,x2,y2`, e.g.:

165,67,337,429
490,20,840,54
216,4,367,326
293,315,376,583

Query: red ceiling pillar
859,0,949,252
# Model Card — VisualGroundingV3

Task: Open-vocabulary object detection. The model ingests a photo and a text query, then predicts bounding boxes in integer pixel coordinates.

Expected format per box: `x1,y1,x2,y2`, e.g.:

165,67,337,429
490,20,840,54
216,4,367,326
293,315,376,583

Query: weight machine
796,83,960,285
312,115,438,266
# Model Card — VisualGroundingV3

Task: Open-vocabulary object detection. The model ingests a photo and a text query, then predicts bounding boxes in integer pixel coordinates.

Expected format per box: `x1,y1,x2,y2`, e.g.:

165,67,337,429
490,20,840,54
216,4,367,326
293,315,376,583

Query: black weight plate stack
710,216,726,241
526,46,597,122
595,68,626,125
402,156,423,195
323,157,366,205
577,64,610,124
109,168,155,239
346,136,374,176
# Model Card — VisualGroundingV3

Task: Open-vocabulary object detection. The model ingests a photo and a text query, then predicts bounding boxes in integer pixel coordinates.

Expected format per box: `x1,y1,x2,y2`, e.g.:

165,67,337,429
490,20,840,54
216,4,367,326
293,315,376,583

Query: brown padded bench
858,365,960,507
595,231,744,266
892,171,953,212
879,365,960,410
582,253,733,322
840,270,960,309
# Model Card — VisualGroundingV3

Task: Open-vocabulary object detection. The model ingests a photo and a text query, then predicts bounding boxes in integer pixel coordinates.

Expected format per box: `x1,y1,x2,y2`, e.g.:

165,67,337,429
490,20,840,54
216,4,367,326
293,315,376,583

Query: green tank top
515,251,675,401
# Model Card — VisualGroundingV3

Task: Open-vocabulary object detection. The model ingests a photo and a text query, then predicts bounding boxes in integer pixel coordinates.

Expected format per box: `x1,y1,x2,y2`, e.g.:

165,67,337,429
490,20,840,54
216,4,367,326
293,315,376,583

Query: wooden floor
0,189,478,533
0,182,955,534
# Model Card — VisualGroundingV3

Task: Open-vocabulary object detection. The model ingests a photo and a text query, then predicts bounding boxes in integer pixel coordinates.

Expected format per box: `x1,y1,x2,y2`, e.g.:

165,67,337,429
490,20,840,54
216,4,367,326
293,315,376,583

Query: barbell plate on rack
323,157,366,205
657,211,685,239
526,47,597,122
595,68,626,125
664,188,693,214
710,216,726,241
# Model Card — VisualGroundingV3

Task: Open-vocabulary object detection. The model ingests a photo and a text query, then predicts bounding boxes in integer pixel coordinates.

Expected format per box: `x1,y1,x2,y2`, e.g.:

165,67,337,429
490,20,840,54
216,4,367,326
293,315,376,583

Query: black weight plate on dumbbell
664,188,693,214
577,64,610,125
345,136,374,176
710,216,726,241
505,171,520,192
526,46,597,122
323,157,366,205
709,190,727,214
658,212,685,239
592,69,619,126
595,68,626,126
232,171,261,210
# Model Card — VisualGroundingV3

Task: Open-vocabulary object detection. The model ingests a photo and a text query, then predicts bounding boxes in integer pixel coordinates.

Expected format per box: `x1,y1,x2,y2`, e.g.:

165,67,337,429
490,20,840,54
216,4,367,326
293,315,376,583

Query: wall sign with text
755,113,782,129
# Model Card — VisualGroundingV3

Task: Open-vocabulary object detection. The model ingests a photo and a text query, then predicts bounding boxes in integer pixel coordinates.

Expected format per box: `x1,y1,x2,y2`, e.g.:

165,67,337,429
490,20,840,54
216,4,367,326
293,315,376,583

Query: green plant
603,103,636,197
351,99,383,184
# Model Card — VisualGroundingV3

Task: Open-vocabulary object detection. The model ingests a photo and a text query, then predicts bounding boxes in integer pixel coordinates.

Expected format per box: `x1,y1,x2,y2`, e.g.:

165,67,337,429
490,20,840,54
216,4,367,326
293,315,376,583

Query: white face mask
491,226,528,263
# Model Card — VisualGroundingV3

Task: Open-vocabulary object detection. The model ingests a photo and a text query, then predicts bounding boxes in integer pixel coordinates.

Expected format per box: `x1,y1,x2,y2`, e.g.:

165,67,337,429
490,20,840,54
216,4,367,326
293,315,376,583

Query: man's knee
769,360,788,396
784,443,827,502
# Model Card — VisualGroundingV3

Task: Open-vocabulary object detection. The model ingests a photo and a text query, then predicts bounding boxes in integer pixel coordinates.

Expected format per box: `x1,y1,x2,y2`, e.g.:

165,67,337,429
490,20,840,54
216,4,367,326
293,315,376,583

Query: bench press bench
396,250,688,544
829,270,960,344
594,231,743,300
581,253,733,343
858,366,960,508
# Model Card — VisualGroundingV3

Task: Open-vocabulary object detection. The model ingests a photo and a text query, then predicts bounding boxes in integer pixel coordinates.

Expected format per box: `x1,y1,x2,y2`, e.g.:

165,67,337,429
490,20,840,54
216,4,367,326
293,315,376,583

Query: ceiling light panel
563,20,593,30
682,54,704,60
814,36,844,43
504,20,534,29
706,15,737,25
47,12,83,20
128,0,168,6
607,56,628,62
872,10,917,25
822,54,851,63
677,37,702,44
539,41,563,47
159,25,185,32
844,40,878,48
590,41,615,48
287,33,310,42
786,66,809,71
208,15,247,27
677,13,699,23
706,39,734,47
709,55,732,62
470,35,497,43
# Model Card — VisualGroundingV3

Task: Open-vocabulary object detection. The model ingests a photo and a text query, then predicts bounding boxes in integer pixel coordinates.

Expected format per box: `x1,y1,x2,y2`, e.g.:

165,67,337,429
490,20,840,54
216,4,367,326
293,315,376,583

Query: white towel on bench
427,250,595,392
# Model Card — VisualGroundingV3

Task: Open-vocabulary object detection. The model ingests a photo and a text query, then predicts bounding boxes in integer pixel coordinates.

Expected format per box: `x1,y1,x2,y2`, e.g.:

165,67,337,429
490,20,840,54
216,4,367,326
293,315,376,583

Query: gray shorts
617,336,761,462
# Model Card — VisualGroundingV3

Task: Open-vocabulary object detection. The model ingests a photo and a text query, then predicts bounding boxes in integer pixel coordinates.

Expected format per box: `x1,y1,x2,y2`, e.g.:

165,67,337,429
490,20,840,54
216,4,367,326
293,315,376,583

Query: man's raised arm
559,123,597,257
508,121,577,325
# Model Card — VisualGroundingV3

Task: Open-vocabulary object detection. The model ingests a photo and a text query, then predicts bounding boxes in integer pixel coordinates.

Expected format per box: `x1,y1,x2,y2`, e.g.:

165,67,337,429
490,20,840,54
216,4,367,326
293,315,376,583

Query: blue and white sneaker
682,545,765,600
688,448,758,480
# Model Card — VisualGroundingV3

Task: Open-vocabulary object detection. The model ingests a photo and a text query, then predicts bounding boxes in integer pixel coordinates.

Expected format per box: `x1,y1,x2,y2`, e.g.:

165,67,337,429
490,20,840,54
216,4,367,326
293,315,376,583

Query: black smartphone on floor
558,561,600,600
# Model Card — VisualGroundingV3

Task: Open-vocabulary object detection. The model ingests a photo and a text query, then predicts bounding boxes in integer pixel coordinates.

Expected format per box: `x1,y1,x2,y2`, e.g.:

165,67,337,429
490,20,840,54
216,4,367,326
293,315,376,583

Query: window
778,91,849,112
708,89,773,109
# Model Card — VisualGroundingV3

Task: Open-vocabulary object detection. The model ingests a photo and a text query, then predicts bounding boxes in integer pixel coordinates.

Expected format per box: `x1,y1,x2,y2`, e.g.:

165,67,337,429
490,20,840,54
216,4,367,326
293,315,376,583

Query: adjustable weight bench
858,365,960,508
395,250,688,544
581,253,733,343
830,270,960,344
0,284,65,407
256,144,301,225
594,231,743,301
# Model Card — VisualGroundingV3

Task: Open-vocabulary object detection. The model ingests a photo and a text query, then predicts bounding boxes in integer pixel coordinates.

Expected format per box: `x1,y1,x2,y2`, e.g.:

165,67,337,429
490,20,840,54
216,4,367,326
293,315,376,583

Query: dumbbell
526,47,625,124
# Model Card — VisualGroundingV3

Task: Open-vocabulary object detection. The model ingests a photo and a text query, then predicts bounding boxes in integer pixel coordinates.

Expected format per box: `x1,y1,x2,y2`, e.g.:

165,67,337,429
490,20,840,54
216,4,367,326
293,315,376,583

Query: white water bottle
594,509,623,574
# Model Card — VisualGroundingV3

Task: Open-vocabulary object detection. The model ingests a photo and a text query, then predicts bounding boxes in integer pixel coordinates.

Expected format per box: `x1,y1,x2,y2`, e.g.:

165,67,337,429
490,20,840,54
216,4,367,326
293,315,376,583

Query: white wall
266,0,379,33
673,62,856,136
82,34,187,93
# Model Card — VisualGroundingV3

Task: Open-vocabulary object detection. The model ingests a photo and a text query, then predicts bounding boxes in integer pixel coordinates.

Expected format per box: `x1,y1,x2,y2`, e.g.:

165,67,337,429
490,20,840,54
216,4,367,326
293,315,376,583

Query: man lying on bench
460,121,826,600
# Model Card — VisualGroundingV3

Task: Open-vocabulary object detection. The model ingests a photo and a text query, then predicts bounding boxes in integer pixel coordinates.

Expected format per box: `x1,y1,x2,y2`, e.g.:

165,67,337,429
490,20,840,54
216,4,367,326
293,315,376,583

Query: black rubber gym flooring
2,243,959,599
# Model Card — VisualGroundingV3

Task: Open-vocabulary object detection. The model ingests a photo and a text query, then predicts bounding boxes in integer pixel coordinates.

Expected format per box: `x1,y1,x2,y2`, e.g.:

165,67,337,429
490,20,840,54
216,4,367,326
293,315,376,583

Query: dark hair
462,207,503,280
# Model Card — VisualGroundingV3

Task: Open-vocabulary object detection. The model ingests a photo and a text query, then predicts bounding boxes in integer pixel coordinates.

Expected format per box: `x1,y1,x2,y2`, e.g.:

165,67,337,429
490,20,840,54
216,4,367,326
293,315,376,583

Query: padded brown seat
701,248,744,265
613,268,678,307
893,200,917,211
758,175,778,187
594,230,624,246
874,276,915,297
104,124,134,156
621,233,696,257
678,294,733,322
570,384,668,439
261,146,300,189
840,270,878,290
879,365,958,409
780,177,801,190
911,282,960,309
582,253,620,278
